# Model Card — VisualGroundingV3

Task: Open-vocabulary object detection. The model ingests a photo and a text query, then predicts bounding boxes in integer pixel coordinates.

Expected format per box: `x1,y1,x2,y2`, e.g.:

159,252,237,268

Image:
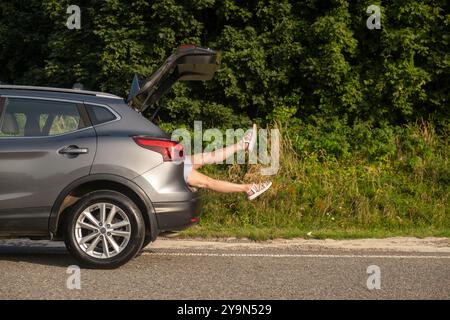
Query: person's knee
187,172,213,189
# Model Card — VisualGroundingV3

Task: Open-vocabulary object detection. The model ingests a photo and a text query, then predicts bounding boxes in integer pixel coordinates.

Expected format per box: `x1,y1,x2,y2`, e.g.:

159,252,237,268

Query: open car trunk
127,45,220,115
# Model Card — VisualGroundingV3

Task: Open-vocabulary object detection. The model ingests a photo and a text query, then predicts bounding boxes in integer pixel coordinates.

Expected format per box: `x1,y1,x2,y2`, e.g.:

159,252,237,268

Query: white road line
144,252,450,259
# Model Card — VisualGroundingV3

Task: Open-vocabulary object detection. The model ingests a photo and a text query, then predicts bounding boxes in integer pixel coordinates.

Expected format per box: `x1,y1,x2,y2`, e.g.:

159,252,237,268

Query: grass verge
179,120,449,240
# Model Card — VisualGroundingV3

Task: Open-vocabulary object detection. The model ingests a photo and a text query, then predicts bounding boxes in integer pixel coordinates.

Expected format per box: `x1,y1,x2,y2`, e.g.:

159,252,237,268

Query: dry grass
181,121,450,240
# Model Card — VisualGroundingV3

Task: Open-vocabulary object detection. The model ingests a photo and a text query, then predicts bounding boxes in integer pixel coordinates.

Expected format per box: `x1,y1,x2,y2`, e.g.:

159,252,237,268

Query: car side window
86,104,117,125
0,98,87,137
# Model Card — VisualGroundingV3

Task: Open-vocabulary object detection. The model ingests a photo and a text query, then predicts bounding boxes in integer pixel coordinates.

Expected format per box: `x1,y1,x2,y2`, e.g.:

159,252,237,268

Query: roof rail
0,85,122,99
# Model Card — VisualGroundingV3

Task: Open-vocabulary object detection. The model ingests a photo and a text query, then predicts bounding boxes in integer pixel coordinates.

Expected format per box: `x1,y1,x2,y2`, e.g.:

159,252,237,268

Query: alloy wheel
74,203,131,259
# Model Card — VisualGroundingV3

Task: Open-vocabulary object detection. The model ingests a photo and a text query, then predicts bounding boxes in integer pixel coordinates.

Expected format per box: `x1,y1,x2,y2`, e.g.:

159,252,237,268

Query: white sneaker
247,181,272,200
242,124,257,152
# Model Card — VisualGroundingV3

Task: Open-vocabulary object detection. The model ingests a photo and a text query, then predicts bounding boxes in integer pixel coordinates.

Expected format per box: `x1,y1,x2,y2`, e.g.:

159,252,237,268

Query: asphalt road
0,238,449,299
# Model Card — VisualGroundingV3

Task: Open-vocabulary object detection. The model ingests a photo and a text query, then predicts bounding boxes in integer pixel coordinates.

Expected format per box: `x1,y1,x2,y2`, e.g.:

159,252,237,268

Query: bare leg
190,142,244,170
187,169,251,194
188,124,256,170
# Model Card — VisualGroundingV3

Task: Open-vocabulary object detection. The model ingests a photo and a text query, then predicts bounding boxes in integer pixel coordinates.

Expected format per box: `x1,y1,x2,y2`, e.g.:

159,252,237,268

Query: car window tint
0,98,86,137
48,114,83,135
0,112,26,137
86,105,117,125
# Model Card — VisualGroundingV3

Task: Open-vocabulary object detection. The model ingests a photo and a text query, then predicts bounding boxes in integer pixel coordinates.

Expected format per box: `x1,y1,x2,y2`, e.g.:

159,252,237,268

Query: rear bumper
133,161,201,232
153,196,200,232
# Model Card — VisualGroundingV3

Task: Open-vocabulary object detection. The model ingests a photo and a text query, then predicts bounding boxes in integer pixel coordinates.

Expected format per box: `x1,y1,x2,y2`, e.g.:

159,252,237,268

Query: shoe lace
252,182,267,193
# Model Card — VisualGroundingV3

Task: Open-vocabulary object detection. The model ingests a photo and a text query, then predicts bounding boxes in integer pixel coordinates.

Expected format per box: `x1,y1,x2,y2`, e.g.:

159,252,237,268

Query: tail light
190,217,199,224
133,137,184,162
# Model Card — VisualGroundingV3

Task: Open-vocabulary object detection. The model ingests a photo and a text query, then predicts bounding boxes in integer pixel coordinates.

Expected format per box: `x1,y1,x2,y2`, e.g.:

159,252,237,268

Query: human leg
187,169,250,193
186,169,272,200
189,124,257,169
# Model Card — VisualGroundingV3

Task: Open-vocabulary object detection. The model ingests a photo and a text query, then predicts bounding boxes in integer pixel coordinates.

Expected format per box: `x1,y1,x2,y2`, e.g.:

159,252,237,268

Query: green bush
1,0,448,126
184,120,449,239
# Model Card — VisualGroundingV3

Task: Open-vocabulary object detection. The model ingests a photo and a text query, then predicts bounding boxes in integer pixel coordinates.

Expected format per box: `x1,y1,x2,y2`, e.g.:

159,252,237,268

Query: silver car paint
88,103,166,180
0,88,197,237
0,129,97,210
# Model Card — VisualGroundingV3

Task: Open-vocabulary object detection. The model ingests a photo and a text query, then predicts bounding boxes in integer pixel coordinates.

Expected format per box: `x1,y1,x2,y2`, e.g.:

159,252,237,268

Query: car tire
64,190,145,269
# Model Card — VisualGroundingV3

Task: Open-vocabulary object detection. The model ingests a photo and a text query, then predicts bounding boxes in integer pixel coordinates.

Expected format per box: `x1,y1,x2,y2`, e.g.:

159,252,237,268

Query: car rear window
86,105,117,125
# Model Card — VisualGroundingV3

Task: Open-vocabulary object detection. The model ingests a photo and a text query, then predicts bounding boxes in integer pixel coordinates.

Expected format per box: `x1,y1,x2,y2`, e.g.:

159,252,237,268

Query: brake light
133,137,184,162
190,217,199,224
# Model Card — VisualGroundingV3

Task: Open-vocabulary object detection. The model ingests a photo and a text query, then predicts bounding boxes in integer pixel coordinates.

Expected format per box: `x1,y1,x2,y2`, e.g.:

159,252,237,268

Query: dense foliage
1,0,449,129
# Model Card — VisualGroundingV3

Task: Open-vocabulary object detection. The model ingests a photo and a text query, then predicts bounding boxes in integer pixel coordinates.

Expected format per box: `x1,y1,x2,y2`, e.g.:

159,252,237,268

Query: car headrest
1,113,19,135
24,114,41,136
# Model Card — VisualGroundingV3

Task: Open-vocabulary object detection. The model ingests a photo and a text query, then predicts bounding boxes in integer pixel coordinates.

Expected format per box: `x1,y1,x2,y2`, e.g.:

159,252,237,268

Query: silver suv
0,46,219,268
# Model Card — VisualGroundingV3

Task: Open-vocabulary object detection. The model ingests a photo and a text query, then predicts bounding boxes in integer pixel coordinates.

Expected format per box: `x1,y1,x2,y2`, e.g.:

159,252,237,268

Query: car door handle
59,146,89,155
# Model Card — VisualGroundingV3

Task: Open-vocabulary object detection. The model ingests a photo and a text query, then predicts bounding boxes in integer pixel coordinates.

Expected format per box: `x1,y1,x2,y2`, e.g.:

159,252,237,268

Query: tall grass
181,120,450,240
